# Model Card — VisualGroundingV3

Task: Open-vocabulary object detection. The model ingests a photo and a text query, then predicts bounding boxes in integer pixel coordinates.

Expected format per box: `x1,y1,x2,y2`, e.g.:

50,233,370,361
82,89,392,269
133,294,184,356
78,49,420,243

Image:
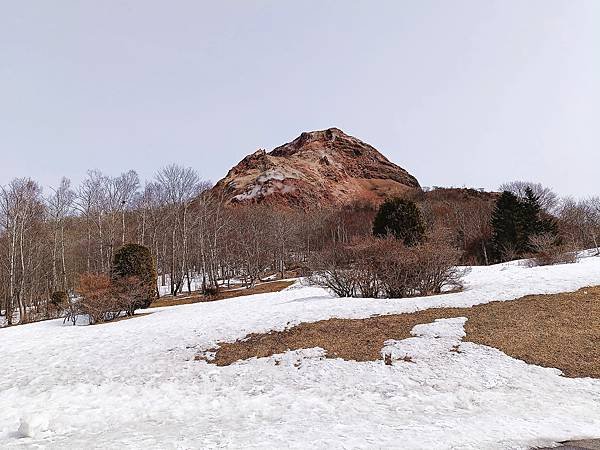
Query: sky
1,1,598,197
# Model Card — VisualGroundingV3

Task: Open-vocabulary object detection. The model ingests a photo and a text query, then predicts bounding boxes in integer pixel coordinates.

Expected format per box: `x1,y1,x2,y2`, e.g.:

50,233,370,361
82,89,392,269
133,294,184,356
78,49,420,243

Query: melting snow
233,170,294,201
2,256,600,448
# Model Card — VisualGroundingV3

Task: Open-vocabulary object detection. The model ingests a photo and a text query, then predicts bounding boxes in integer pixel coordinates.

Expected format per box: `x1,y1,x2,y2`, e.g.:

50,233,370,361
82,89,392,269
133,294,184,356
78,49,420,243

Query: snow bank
1,256,600,448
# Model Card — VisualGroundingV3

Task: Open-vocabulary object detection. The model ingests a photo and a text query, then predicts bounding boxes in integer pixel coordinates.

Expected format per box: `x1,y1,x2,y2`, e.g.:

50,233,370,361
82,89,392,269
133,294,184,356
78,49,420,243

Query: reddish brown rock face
212,128,420,208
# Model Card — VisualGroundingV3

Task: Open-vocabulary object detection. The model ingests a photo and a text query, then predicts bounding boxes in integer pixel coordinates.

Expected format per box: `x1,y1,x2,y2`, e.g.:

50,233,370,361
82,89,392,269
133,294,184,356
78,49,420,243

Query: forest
1,165,599,326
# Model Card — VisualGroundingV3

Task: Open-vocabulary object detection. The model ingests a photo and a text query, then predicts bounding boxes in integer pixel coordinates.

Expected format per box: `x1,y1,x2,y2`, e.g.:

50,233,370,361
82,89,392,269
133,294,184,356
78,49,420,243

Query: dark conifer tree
491,189,558,261
111,244,157,309
372,198,425,246
491,191,523,259
521,187,557,242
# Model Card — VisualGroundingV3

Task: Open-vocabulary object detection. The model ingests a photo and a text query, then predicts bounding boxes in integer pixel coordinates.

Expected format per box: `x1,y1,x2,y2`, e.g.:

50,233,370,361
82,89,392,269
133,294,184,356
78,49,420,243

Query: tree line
0,166,598,325
0,165,377,324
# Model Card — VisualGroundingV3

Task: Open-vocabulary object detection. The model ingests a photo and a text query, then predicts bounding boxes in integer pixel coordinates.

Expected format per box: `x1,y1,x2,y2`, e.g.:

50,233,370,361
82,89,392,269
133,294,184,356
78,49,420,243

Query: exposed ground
150,280,295,308
210,286,600,378
539,440,600,450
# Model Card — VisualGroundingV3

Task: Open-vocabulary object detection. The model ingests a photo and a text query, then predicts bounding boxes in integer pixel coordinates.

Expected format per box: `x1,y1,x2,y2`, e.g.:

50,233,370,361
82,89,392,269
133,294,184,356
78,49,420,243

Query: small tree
111,244,157,310
491,191,524,260
521,188,557,246
372,198,425,246
491,188,558,262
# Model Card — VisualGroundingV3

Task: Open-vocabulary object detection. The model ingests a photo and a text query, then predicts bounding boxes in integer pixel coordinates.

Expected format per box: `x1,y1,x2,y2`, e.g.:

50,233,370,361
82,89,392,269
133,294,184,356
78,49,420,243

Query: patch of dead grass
99,312,152,324
150,280,295,308
207,286,600,378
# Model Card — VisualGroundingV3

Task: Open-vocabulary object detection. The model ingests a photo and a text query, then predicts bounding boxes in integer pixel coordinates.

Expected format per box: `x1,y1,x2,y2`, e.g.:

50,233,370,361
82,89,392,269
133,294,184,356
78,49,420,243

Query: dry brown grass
100,312,153,324
464,287,600,378
208,286,600,378
150,280,295,308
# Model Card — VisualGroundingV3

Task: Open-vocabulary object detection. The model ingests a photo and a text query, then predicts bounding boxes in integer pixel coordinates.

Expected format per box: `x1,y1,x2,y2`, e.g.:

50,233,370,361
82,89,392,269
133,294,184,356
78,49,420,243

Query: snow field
1,256,600,448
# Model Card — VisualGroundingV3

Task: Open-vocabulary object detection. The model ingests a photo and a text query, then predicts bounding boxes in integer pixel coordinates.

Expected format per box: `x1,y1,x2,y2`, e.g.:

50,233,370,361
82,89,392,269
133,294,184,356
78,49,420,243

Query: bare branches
499,181,558,213
2,163,598,331
308,236,465,299
527,233,578,266
0,179,46,324
155,164,202,207
558,197,600,254
47,177,75,291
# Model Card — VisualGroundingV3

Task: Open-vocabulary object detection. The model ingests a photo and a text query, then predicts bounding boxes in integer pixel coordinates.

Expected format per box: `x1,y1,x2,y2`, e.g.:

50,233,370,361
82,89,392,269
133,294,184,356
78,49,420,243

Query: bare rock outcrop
213,128,420,207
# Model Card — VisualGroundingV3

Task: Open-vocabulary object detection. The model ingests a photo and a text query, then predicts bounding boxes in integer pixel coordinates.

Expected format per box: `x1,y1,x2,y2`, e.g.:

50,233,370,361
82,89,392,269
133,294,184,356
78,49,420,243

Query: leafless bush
527,233,578,267
66,273,149,324
308,244,357,297
374,242,418,298
557,197,600,254
308,235,466,299
410,240,467,295
74,273,122,324
350,239,382,298
374,237,466,298
499,242,519,263
113,276,149,317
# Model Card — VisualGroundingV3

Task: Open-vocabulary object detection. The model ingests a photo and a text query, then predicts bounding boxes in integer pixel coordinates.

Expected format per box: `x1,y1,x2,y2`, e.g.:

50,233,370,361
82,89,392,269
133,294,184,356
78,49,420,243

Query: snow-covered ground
156,275,274,297
2,256,600,449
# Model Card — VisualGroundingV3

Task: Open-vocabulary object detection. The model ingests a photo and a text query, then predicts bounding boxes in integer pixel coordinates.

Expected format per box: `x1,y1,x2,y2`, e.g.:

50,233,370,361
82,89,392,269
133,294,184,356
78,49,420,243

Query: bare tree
155,165,203,295
499,181,558,213
528,232,578,266
75,170,108,272
113,170,140,246
0,179,45,324
558,197,600,254
47,177,75,292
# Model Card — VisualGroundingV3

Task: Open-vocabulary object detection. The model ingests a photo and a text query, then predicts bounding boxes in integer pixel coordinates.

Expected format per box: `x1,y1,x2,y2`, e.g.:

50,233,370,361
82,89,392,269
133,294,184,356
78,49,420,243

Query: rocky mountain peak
213,128,420,207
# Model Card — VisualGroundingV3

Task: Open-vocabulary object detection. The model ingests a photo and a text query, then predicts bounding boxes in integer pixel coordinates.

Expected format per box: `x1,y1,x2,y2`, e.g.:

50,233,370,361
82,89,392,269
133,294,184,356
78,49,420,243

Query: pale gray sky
1,1,598,196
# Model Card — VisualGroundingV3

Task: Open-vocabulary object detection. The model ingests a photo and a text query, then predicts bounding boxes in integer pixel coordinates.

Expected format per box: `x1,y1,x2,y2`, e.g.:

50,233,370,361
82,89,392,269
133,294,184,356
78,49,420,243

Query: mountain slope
213,128,420,207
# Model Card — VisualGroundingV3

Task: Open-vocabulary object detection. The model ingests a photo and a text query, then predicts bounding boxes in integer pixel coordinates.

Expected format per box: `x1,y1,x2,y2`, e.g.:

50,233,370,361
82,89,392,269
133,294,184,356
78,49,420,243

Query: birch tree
47,177,75,292
155,165,203,295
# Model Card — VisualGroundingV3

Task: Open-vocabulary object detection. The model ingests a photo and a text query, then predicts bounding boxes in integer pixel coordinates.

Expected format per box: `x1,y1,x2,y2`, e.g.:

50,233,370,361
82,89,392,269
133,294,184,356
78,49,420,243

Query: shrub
112,276,150,316
50,291,68,307
527,233,578,266
111,244,157,309
371,239,417,298
408,240,466,295
75,273,122,324
372,198,425,246
67,273,152,325
308,244,358,297
373,237,465,298
308,235,465,299
48,291,69,319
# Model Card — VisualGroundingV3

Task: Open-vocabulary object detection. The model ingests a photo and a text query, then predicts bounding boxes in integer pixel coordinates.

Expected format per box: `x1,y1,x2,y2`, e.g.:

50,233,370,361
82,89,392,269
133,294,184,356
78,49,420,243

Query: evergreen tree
111,244,157,309
491,191,523,259
521,187,557,242
491,189,558,261
372,197,425,246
